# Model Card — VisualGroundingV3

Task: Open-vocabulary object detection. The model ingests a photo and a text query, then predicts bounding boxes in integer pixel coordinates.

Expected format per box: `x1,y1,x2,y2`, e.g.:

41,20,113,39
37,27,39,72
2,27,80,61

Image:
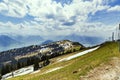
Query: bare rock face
80,57,120,80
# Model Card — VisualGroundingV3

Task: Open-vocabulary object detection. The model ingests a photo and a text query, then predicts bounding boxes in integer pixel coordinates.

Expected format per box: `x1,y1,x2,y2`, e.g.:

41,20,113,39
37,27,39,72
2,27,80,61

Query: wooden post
112,32,114,41
118,24,120,52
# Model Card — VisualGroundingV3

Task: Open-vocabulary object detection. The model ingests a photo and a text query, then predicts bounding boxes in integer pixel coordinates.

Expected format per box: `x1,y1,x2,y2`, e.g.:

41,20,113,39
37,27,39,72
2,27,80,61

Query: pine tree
43,54,50,66
0,73,2,80
17,61,22,69
33,57,40,70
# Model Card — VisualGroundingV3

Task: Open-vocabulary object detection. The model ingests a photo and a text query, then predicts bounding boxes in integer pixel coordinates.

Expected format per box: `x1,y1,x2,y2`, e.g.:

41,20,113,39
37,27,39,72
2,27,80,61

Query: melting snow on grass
58,46,100,62
2,66,34,79
2,46,100,80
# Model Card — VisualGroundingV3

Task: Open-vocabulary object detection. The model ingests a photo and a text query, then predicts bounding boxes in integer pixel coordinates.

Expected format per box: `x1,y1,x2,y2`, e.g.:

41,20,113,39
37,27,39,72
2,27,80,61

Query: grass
8,41,120,80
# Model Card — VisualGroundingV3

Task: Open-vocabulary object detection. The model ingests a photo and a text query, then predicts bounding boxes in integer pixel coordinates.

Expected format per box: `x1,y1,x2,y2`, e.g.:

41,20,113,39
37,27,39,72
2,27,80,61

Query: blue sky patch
88,10,120,25
0,14,34,24
53,0,72,6
109,0,120,6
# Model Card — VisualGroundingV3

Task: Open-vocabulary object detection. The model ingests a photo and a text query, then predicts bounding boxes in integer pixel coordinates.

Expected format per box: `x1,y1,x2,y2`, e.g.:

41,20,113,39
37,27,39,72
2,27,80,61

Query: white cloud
0,0,28,18
0,0,110,20
0,20,117,40
107,5,120,12
0,0,117,40
0,2,8,12
0,21,40,35
69,22,117,39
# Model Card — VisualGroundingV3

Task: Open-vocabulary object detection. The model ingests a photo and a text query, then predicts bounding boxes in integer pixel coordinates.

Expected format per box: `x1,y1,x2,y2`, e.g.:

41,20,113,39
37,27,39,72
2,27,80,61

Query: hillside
0,40,84,77
8,41,119,80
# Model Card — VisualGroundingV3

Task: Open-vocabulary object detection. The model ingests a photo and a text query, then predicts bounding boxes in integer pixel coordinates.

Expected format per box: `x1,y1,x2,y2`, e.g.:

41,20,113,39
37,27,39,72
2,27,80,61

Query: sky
0,0,120,39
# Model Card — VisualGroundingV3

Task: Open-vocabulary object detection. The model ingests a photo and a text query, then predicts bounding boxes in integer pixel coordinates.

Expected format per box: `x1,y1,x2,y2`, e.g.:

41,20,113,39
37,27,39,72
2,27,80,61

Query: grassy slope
9,42,119,80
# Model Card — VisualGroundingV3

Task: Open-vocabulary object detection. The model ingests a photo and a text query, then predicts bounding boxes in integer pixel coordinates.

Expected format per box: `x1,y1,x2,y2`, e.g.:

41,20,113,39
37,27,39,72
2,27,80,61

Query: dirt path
80,57,120,80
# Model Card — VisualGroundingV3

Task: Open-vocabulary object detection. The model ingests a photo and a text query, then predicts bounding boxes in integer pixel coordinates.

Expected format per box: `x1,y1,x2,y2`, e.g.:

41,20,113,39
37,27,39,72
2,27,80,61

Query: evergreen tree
33,57,40,70
17,61,22,69
0,73,2,80
43,54,50,66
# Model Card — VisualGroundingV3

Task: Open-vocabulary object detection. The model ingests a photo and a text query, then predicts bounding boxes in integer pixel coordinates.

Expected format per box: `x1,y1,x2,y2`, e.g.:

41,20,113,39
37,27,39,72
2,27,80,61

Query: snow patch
2,66,34,79
58,46,100,62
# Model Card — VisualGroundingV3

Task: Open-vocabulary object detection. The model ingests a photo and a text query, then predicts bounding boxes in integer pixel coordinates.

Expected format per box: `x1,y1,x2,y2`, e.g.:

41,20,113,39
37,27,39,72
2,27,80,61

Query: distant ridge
57,34,105,47
41,40,53,45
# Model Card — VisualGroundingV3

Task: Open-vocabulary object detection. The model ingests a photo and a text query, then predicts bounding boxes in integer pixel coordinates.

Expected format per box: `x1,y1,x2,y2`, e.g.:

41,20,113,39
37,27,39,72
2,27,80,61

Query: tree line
0,46,81,79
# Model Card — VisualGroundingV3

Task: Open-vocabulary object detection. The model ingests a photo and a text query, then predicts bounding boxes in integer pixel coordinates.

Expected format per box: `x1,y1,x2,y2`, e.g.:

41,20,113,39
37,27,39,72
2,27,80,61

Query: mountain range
0,35,44,52
12,35,44,45
0,34,105,52
0,35,20,47
54,34,105,47
41,40,53,45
